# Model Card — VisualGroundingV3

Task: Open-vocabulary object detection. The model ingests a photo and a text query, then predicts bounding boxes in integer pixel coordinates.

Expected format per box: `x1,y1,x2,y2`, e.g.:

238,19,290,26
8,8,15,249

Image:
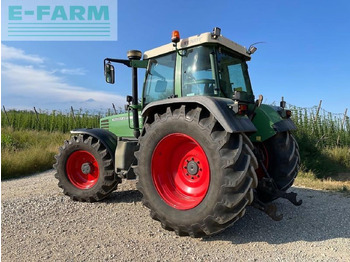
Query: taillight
238,104,248,115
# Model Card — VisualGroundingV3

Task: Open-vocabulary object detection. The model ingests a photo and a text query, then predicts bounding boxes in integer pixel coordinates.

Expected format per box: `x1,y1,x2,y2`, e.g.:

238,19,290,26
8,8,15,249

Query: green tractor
54,27,301,237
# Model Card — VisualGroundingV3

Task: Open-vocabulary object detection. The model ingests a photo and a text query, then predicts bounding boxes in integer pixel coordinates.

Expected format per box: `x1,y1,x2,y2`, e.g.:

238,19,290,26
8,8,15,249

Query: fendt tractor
54,28,302,237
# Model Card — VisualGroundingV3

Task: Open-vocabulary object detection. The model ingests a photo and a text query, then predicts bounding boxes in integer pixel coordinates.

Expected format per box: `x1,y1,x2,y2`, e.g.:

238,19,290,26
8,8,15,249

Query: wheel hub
187,160,198,175
81,162,92,174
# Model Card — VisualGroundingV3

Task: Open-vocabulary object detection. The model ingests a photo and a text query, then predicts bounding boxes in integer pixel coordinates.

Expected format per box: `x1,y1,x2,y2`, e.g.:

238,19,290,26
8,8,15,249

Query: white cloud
59,68,87,76
2,44,44,63
2,45,125,110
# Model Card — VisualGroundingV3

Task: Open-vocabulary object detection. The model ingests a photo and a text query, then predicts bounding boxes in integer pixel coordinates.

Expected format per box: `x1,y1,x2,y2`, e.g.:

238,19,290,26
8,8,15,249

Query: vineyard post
33,107,39,122
314,100,322,124
70,106,76,122
112,103,117,114
337,108,348,145
310,100,322,135
2,105,10,126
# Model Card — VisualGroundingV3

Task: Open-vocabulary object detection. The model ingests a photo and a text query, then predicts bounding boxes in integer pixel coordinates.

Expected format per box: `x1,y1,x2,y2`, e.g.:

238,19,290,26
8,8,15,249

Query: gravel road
2,170,350,261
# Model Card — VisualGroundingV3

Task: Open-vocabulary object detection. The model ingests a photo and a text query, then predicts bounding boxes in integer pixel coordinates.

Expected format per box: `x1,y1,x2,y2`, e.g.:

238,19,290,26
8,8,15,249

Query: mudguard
70,128,117,163
142,96,257,133
250,104,297,142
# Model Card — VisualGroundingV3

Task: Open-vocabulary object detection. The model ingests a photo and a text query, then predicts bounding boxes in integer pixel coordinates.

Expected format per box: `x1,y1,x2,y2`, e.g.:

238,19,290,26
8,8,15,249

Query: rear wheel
54,134,120,202
256,131,300,202
135,106,258,237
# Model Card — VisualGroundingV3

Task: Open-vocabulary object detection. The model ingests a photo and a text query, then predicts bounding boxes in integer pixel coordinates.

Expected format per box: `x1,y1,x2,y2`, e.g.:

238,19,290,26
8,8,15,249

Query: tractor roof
143,32,251,60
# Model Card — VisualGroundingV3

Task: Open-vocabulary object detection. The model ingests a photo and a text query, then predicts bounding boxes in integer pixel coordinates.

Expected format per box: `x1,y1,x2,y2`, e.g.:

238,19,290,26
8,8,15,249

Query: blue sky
1,0,350,113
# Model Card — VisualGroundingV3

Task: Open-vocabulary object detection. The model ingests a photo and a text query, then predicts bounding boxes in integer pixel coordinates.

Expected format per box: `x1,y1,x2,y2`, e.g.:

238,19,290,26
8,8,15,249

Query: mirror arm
104,58,131,67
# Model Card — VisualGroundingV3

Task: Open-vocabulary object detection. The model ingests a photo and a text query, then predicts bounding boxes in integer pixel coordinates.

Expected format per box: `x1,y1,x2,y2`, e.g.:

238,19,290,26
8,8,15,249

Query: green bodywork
100,112,143,138
249,104,284,142
130,60,148,69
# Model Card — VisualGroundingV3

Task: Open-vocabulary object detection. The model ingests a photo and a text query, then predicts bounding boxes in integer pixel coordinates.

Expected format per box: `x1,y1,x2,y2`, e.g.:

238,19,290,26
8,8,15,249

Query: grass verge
1,127,70,180
295,171,350,193
294,136,350,193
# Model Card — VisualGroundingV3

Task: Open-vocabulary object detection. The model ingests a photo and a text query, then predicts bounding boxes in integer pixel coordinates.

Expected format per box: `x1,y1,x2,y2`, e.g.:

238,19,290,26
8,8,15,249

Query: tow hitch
253,159,302,220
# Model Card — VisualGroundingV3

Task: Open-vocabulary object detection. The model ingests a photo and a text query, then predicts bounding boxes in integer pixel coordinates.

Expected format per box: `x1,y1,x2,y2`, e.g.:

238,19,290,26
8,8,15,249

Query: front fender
250,104,296,142
70,128,117,163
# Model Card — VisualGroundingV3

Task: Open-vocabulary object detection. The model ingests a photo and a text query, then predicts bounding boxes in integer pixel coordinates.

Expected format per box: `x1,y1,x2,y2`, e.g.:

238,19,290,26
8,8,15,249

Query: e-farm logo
1,0,117,41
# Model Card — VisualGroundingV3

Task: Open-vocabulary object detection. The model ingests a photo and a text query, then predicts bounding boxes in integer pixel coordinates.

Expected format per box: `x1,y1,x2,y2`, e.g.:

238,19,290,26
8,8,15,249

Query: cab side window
182,46,217,97
144,53,176,104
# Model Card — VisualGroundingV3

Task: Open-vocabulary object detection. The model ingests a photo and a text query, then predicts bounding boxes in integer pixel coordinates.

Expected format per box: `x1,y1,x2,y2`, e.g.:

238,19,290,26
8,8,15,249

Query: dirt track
2,170,350,261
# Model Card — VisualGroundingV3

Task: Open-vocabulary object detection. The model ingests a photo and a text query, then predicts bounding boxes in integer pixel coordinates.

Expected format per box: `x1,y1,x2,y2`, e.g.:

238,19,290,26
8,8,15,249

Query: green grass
296,136,350,179
295,170,350,193
288,104,350,188
1,127,70,180
294,145,350,192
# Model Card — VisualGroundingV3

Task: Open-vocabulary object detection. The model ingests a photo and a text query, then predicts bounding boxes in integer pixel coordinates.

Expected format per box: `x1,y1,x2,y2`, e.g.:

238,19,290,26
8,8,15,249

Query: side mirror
104,63,115,84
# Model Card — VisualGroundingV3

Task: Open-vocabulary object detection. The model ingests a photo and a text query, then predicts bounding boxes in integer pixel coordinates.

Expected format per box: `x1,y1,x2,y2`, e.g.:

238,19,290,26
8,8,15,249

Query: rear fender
142,96,257,133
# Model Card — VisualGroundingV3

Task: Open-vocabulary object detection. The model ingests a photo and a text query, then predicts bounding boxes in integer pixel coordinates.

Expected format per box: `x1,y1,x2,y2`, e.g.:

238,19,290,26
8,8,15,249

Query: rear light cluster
238,104,248,115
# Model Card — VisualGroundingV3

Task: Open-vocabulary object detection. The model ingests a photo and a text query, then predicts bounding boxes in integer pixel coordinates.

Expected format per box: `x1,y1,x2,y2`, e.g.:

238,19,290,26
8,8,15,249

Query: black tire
134,105,258,237
53,134,120,202
257,131,300,202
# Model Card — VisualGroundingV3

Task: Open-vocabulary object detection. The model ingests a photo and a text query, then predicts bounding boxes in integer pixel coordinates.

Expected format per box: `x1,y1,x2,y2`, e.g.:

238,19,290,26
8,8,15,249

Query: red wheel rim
66,150,99,189
151,133,210,210
256,143,269,179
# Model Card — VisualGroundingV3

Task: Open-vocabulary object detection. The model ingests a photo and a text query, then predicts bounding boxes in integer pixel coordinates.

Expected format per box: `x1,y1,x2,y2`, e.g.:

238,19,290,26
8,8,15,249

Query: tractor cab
142,29,255,106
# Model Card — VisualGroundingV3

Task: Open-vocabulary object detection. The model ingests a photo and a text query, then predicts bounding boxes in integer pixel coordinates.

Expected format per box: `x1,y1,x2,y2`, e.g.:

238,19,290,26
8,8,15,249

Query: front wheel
53,134,120,202
135,106,258,237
